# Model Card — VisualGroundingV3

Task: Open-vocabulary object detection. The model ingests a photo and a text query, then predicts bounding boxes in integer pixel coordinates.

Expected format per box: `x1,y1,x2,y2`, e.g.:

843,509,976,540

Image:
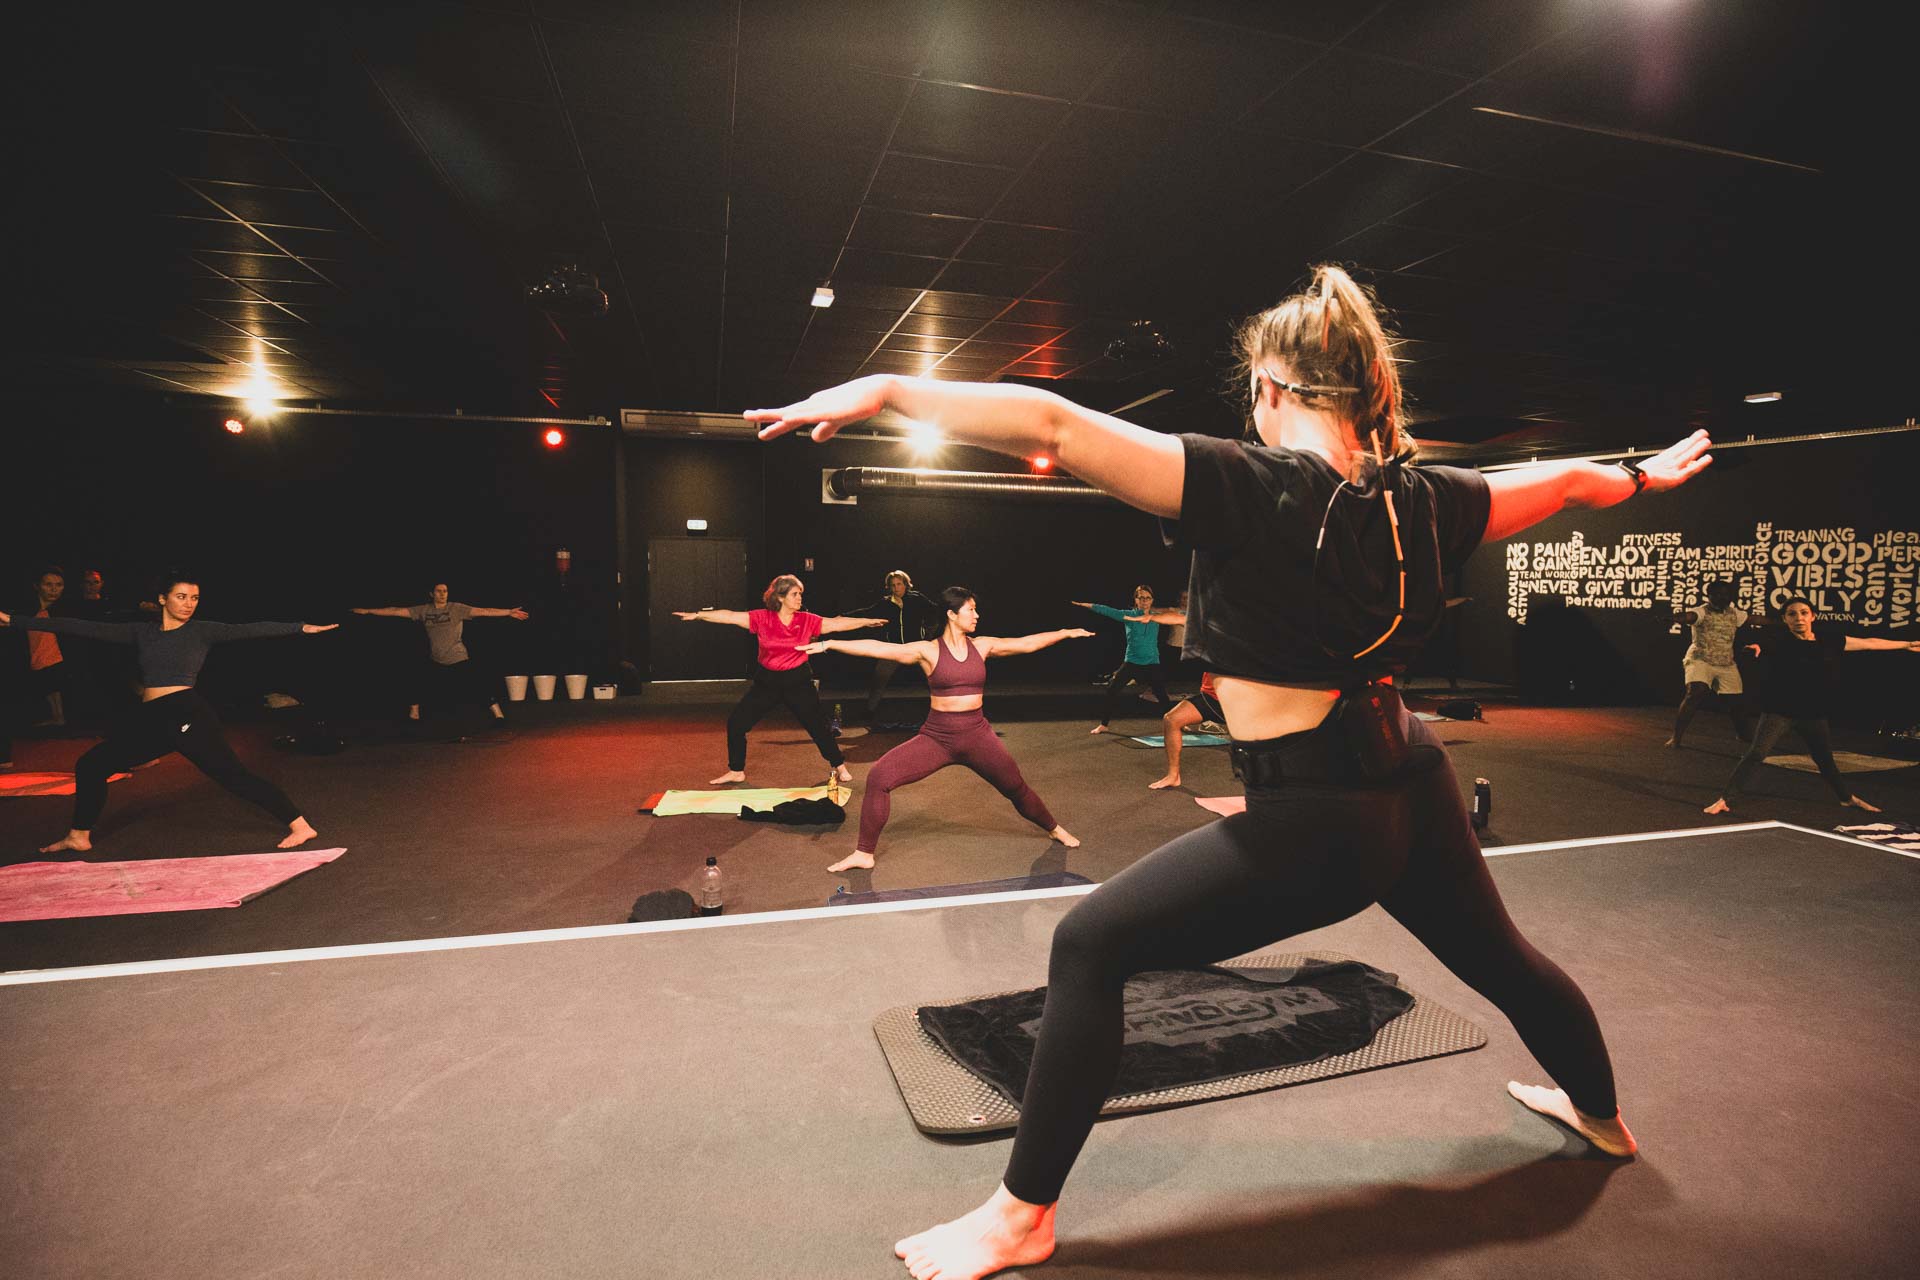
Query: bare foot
1507,1081,1637,1157
1088,724,1108,735
896,1184,1057,1280
1662,737,1680,748
834,763,853,784
1703,798,1731,815
827,850,875,873
278,817,318,849
1147,773,1181,790
709,770,747,785
1050,825,1080,848
1843,795,1882,812
39,831,91,855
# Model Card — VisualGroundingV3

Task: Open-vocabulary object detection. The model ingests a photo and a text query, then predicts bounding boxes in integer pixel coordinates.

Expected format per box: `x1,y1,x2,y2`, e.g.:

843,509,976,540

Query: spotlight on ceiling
811,285,835,309
901,420,942,459
1743,391,1783,404
543,428,566,448
244,398,278,419
1030,455,1053,472
527,264,609,318
223,417,245,435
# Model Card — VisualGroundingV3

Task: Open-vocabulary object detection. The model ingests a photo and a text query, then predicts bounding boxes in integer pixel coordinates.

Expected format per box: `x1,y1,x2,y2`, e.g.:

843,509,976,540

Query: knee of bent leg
1048,900,1132,982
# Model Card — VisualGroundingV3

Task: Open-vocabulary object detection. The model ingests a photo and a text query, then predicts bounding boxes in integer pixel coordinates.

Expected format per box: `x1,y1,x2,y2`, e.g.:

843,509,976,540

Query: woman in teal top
1073,585,1174,733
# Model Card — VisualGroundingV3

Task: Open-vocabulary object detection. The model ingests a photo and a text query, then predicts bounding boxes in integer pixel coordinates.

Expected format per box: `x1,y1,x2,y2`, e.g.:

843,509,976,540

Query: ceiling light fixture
1743,391,1783,404
811,285,835,309
223,418,245,435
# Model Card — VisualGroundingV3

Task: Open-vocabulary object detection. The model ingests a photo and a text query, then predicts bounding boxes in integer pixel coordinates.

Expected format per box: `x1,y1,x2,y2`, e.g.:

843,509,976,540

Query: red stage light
223,418,245,434
1031,455,1052,471
543,428,565,447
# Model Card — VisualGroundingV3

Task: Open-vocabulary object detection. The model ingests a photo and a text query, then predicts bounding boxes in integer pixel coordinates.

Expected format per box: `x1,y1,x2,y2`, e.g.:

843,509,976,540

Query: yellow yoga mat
649,785,851,816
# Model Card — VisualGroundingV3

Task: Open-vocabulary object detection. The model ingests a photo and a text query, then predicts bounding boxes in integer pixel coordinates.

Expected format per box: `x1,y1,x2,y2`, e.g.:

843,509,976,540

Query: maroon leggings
858,709,1057,853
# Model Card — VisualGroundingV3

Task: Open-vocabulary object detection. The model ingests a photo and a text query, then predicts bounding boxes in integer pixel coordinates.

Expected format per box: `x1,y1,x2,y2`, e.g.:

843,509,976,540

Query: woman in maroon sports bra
800,586,1092,873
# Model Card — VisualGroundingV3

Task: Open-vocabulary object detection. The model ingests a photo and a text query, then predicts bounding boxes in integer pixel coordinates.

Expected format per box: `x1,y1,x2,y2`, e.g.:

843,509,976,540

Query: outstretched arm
0,612,139,643
747,375,1185,519
1483,431,1713,543
1844,636,1920,652
1082,602,1129,621
819,615,888,635
978,628,1095,657
800,637,928,663
199,620,334,642
469,606,531,620
673,608,752,630
352,607,415,618
1129,609,1186,625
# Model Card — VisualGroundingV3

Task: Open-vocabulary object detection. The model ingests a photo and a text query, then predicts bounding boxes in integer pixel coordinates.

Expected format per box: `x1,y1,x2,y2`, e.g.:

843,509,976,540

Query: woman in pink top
801,586,1091,873
676,574,884,785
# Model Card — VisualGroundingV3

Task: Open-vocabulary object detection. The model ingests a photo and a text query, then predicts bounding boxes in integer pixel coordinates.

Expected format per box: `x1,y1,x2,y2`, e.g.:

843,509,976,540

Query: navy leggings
72,689,303,830
1002,714,1618,1204
857,708,1056,853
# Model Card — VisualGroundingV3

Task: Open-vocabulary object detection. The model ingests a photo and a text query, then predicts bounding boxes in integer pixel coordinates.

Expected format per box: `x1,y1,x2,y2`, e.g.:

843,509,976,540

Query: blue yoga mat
1127,733,1230,748
828,871,1092,907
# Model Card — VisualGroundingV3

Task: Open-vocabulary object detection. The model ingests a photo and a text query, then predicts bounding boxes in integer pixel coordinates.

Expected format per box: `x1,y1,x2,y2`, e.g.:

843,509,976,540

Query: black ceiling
6,0,1894,453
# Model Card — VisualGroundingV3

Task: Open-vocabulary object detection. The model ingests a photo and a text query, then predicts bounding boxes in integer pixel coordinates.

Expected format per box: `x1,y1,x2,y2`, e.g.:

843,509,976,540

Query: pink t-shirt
748,609,823,672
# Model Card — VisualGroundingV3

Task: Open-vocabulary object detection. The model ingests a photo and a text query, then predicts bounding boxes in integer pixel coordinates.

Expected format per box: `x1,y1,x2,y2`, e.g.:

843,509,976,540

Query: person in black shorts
750,264,1715,1280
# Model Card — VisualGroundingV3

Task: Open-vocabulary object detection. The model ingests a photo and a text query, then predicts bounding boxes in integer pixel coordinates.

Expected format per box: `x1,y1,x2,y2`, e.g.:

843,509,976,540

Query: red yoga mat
0,771,131,798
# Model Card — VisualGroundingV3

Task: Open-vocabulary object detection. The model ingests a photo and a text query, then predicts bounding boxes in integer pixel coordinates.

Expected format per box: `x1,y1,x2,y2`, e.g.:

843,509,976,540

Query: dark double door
647,537,749,680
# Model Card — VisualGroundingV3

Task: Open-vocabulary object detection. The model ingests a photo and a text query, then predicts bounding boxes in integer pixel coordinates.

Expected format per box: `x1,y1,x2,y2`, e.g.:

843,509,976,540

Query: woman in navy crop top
801,585,1094,873
750,265,1714,1274
1,574,337,854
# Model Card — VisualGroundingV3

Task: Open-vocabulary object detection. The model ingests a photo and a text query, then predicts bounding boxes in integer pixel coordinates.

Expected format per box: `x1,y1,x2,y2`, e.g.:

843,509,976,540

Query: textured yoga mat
1770,751,1914,774
0,771,130,797
0,847,347,922
874,950,1486,1134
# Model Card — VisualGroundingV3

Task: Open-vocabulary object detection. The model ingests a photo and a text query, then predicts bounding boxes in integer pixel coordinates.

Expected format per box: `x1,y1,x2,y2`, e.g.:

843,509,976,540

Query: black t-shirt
1171,434,1490,684
1754,624,1847,717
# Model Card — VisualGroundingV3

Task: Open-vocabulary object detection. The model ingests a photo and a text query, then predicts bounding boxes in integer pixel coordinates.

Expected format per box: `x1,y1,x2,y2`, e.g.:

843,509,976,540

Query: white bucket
504,675,529,702
564,674,588,700
532,675,558,701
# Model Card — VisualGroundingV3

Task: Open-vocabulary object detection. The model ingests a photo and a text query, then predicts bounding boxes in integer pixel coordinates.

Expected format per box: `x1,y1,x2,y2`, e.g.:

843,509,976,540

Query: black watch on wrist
1615,458,1648,495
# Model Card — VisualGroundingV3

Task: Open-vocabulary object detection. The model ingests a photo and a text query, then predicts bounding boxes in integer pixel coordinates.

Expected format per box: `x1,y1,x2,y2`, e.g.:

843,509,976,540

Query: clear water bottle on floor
1471,777,1492,830
697,856,724,916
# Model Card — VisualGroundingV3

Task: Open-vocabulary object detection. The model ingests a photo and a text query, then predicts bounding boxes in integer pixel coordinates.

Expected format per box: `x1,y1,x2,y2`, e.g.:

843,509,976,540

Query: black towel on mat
916,960,1414,1105
738,797,847,825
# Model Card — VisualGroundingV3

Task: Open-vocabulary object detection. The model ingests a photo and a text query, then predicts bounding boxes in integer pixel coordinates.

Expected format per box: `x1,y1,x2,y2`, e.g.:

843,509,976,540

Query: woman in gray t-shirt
353,583,528,723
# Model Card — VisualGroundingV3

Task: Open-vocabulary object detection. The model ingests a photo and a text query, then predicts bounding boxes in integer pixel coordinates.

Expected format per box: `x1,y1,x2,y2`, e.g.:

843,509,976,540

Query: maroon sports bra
928,637,986,698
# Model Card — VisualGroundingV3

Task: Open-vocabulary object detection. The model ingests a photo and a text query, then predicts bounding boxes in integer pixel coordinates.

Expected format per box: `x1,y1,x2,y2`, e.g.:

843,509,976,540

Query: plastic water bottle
697,856,724,916
1471,778,1492,830
829,701,843,737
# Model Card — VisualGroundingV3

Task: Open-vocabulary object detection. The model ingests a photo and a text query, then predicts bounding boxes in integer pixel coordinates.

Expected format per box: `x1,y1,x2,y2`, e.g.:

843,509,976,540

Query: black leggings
725,665,845,772
72,690,303,830
1721,712,1849,802
1002,715,1617,1205
1672,682,1755,746
1100,662,1171,726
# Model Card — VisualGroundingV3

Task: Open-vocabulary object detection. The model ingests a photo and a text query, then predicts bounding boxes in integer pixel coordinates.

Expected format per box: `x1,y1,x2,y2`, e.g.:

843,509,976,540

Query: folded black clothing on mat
738,797,847,825
916,960,1414,1105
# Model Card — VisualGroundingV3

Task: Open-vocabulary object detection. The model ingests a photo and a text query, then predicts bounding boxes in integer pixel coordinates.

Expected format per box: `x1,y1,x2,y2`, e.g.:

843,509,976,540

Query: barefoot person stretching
1,573,337,853
750,265,1712,1280
676,574,883,786
1703,596,1919,816
800,586,1090,873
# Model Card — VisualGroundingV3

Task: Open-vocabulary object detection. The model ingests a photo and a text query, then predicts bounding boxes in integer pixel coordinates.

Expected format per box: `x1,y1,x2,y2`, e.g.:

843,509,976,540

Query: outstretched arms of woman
1844,636,1920,652
747,375,1186,519
799,637,927,662
978,628,1095,657
819,616,889,636
0,611,137,642
674,608,751,629
1483,430,1713,543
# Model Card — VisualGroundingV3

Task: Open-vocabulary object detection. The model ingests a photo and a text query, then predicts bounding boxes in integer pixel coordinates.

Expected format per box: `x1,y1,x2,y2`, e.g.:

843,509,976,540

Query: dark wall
1454,431,1920,722
622,432,1191,685
1,390,618,712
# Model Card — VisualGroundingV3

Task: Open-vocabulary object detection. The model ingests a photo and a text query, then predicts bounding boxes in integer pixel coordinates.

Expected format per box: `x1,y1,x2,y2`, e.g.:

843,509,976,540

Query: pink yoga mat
0,848,347,922
1195,795,1246,817
0,771,131,797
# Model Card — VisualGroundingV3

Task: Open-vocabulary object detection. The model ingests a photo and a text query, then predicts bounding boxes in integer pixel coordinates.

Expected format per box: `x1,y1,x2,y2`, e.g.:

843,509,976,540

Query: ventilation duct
824,467,1112,504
